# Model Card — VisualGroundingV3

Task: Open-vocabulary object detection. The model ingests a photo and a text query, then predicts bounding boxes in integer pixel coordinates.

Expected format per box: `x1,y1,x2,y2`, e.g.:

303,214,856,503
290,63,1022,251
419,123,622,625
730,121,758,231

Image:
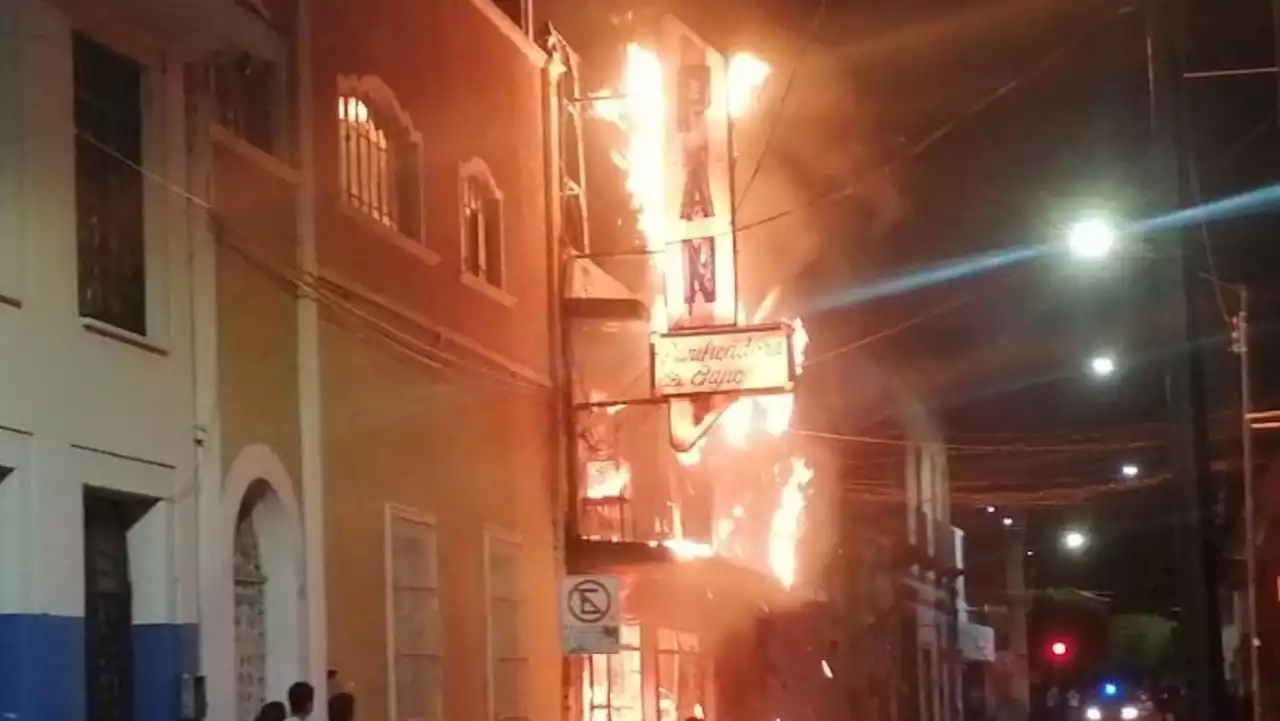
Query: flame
768,457,814,587
594,40,809,588
727,53,772,118
584,459,632,499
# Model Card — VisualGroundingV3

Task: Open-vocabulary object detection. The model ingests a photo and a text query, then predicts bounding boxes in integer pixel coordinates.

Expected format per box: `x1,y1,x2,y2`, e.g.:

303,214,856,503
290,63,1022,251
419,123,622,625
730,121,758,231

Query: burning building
547,14,839,721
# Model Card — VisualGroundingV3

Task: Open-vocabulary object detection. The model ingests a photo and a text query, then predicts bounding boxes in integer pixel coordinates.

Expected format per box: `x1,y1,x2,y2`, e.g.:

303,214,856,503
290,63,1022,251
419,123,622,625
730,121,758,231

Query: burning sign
652,325,794,397
661,17,736,330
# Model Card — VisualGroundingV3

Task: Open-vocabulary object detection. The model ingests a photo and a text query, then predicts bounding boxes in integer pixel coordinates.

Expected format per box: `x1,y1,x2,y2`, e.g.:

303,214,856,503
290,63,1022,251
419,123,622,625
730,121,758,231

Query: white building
0,1,324,719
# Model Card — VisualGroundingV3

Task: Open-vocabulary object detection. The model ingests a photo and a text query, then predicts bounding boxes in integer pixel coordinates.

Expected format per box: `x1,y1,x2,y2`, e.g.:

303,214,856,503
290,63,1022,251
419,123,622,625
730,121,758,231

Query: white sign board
560,575,621,655
652,325,794,398
959,622,996,662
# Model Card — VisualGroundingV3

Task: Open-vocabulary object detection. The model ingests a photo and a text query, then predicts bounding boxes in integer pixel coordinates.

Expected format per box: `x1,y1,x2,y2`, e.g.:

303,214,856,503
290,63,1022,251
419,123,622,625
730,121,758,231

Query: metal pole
1146,0,1227,718
1236,287,1262,721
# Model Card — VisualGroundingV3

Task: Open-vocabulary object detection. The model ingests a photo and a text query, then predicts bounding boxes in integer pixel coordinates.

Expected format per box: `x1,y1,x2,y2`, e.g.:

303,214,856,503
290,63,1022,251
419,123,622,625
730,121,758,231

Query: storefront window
657,629,704,721
584,624,643,721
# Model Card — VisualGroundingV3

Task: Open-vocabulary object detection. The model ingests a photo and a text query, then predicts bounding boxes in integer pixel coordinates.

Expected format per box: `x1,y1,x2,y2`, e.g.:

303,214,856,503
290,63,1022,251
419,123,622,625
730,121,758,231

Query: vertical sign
659,16,738,451
660,16,736,330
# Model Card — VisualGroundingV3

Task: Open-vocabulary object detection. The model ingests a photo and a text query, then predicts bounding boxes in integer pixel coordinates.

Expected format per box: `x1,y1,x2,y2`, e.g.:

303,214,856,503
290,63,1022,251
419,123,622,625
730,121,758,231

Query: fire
594,40,809,588
727,52,772,117
584,459,632,499
768,457,815,587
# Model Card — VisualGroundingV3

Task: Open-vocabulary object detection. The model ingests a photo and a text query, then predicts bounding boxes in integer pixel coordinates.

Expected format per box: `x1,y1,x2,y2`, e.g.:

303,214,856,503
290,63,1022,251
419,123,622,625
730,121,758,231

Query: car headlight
1121,706,1139,720
1086,707,1103,721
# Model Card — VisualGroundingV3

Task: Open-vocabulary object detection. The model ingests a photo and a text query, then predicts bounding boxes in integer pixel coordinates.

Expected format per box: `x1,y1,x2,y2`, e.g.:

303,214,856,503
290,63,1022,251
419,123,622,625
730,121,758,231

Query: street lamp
1089,354,1117,378
1121,463,1140,479
1062,529,1089,552
1067,218,1117,259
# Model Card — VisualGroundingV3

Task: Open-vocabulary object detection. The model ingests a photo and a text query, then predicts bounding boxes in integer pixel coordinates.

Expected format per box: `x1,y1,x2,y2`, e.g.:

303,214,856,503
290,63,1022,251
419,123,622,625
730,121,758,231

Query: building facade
2,0,563,719
307,2,563,721
0,1,205,718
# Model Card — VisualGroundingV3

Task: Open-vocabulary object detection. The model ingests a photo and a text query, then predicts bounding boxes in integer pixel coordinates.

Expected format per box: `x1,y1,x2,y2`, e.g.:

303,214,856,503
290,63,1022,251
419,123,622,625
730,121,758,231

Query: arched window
337,89,422,240
459,159,505,288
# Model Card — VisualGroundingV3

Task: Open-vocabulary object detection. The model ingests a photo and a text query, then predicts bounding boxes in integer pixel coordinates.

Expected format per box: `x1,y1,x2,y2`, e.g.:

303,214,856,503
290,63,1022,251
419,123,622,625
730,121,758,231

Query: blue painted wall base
0,614,197,721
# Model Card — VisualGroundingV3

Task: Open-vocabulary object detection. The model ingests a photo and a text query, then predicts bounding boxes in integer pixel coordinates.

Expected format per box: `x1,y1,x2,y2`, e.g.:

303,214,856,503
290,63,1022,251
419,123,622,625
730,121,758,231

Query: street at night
0,1,1276,721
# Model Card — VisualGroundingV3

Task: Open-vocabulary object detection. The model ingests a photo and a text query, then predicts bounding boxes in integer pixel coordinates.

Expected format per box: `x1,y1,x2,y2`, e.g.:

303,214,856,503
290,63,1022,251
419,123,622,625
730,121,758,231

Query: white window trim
458,158,515,306
384,503,443,721
335,74,433,262
484,525,526,721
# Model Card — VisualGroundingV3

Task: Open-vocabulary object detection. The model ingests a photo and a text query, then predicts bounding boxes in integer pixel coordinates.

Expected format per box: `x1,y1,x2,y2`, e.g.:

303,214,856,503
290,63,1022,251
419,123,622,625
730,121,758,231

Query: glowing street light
1002,516,1014,527
1121,463,1140,479
1062,529,1089,552
1089,354,1117,378
1067,217,1117,259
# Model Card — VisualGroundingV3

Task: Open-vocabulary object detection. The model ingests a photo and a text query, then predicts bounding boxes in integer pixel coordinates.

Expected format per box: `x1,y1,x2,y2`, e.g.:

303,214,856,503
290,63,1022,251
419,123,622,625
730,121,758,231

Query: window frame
72,31,154,340
655,628,704,721
384,504,444,721
484,525,527,721
458,158,510,296
335,75,431,260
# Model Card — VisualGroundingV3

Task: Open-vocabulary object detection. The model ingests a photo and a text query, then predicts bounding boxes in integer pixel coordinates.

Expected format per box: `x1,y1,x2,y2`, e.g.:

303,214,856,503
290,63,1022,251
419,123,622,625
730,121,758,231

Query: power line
734,0,828,214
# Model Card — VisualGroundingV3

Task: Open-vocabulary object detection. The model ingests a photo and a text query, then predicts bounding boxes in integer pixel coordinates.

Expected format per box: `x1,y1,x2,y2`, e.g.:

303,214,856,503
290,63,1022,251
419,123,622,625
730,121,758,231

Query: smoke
732,36,907,314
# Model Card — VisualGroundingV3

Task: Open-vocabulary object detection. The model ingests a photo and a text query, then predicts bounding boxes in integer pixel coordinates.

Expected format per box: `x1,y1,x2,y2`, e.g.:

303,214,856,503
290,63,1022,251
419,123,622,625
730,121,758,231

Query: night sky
556,0,1280,614
758,0,1280,614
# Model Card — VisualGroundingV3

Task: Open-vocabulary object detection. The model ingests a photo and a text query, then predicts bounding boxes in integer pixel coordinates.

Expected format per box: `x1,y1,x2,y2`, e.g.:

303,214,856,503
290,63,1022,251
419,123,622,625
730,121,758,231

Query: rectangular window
213,51,278,154
582,624,642,721
656,629,704,721
388,510,443,721
462,174,505,288
487,533,527,721
74,34,147,336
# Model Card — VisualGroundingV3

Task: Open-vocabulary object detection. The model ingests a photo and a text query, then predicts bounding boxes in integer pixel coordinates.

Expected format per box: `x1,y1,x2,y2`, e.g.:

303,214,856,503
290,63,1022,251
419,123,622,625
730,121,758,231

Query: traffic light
1047,639,1071,662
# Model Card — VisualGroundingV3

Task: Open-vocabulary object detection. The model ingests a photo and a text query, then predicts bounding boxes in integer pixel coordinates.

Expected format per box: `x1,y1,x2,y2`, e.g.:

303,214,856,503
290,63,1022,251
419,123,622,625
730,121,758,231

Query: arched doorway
235,482,271,721
224,464,303,719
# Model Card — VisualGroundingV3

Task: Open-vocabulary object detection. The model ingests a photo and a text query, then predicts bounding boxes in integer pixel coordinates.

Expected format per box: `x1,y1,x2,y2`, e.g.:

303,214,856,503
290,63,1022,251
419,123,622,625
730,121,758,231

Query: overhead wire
733,0,829,214
75,127,553,401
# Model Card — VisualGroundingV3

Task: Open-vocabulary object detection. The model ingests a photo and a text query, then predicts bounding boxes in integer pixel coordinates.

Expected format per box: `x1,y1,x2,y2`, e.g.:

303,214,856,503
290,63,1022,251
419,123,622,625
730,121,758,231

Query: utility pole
1146,0,1227,719
1232,288,1261,721
1006,526,1030,721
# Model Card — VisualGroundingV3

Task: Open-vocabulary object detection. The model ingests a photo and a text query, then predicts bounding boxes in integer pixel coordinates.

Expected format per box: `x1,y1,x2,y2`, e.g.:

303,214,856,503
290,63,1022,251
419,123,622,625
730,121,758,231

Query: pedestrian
288,682,316,720
329,692,356,721
256,701,287,721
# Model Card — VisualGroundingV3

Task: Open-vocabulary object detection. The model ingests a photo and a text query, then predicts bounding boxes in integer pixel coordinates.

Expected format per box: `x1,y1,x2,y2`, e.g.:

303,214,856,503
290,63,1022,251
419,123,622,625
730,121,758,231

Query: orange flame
594,41,809,588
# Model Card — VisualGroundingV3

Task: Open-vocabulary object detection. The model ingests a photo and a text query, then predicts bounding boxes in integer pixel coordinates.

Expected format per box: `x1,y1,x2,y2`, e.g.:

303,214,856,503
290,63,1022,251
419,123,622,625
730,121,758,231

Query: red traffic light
1051,641,1068,656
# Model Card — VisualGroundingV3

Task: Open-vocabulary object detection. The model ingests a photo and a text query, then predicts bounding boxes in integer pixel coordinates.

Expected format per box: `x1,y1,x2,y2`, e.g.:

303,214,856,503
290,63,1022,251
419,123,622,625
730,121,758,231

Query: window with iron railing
338,94,422,240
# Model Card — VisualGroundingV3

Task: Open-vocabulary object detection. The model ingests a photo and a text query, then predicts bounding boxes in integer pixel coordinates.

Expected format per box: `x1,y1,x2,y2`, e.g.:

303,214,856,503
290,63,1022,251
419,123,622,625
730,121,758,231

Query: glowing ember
727,53,772,118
